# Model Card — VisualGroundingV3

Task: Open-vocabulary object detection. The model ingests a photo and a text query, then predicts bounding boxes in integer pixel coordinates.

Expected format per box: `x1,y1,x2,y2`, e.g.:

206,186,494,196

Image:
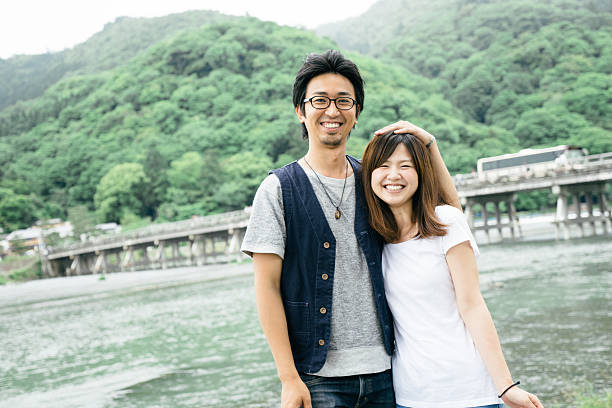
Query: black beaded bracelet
425,135,436,148
498,380,520,398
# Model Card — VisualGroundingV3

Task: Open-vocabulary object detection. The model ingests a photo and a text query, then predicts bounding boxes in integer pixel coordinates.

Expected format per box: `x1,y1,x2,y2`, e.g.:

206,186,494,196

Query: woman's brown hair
361,132,450,243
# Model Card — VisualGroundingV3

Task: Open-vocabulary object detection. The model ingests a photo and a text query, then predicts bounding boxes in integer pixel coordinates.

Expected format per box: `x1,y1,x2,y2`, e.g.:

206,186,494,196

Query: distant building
5,228,42,253
95,223,121,234
4,220,74,254
0,234,9,259
36,219,74,238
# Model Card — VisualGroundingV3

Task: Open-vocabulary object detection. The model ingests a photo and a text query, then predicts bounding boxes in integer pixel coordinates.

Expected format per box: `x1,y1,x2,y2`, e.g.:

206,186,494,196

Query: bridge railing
453,152,612,188
46,207,252,255
575,152,612,166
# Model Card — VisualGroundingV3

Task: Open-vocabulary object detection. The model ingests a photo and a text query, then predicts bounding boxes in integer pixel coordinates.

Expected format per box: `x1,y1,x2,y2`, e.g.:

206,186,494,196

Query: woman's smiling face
371,143,419,209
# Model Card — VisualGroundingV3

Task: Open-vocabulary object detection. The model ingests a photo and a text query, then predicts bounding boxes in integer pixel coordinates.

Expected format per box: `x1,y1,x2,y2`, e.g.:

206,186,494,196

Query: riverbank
567,389,611,408
0,261,253,310
0,255,41,284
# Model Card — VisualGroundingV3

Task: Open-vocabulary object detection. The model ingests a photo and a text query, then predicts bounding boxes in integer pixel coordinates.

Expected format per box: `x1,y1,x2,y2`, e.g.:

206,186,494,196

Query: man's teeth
322,123,340,128
385,185,404,191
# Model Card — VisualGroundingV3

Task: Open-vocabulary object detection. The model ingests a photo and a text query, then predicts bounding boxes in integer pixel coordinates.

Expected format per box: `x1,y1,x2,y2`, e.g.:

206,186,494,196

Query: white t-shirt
382,205,502,408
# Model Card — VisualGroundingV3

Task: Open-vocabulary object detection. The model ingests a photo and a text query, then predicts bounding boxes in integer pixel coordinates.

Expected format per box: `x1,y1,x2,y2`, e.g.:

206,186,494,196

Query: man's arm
253,253,311,408
374,121,461,209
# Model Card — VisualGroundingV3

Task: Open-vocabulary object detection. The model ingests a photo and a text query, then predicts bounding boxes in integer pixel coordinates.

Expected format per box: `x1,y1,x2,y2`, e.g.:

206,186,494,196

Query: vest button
321,273,329,280
320,307,327,314
318,339,325,346
323,242,330,249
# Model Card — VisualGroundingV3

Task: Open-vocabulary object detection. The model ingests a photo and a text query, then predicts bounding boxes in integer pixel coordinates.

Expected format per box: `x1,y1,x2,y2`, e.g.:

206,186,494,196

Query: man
241,50,459,408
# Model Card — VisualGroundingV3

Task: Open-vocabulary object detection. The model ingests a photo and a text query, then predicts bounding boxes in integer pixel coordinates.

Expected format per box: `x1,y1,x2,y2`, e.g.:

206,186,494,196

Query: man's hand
375,120,435,146
281,376,312,408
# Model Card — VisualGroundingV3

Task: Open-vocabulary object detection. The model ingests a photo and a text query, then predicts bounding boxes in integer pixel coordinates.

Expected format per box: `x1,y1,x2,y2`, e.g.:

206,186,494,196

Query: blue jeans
397,405,503,408
299,370,395,408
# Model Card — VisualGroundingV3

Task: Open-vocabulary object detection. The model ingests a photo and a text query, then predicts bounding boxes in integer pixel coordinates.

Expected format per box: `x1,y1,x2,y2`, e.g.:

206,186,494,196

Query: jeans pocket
298,372,326,387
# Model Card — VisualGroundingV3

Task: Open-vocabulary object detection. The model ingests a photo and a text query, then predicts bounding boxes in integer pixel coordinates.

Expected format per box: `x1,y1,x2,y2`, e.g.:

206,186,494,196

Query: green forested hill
318,0,612,155
0,10,234,110
1,2,611,233
0,18,495,231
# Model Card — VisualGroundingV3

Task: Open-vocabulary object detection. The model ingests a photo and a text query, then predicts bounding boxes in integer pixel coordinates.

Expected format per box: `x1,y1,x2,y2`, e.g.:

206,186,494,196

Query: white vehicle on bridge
477,145,588,183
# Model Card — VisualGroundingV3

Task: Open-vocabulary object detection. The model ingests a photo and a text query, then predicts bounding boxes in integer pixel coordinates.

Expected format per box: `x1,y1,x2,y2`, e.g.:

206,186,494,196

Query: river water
0,235,610,407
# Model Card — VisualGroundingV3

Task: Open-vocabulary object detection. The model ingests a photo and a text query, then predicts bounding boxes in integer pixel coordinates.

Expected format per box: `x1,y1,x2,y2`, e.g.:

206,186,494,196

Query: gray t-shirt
241,162,390,377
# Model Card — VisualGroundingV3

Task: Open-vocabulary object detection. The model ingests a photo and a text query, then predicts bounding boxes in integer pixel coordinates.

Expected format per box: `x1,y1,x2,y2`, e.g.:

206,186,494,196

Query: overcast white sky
0,0,377,59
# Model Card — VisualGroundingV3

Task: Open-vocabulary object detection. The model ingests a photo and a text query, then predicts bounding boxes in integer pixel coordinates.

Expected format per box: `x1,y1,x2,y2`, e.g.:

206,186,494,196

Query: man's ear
295,105,305,123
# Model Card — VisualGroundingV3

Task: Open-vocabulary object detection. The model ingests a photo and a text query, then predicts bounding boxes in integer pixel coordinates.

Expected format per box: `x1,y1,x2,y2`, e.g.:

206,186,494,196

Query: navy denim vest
271,155,394,374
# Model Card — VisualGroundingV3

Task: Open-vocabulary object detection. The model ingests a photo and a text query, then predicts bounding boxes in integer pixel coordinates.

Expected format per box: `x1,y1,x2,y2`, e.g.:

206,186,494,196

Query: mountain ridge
1,2,610,232
0,10,236,110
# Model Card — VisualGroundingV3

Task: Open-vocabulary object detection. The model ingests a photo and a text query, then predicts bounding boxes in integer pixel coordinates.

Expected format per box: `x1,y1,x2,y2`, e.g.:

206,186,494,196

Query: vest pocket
284,300,310,347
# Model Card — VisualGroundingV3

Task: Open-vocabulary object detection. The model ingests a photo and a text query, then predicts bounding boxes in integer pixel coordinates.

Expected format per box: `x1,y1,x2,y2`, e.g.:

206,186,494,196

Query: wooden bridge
41,208,251,278
41,152,612,277
455,152,612,242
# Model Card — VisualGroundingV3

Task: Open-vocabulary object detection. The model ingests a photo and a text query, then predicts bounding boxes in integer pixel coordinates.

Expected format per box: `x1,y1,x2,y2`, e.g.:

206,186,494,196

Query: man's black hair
292,50,364,139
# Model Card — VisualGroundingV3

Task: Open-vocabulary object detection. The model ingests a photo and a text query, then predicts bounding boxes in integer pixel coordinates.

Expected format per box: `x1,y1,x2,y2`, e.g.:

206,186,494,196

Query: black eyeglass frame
303,96,357,110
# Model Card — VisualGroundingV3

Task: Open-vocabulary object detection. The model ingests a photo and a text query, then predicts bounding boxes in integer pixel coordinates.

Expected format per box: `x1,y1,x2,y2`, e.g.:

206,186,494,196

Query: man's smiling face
296,73,358,148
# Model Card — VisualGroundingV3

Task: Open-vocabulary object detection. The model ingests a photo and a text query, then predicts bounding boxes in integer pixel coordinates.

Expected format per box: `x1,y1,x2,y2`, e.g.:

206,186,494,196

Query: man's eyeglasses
303,96,357,110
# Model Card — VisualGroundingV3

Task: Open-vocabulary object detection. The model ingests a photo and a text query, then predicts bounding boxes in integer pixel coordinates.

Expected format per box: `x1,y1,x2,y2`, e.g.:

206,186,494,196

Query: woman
361,126,544,408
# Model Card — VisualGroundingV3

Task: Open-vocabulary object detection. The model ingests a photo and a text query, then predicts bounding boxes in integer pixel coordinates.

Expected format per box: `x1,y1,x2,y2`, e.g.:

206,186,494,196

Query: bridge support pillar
506,198,520,239
85,254,95,274
494,202,503,239
188,236,196,266
463,194,519,242
226,228,245,262
553,183,610,239
69,255,81,276
157,241,167,269
464,200,474,228
141,246,151,270
573,192,584,237
169,241,180,267
212,235,222,263
481,204,490,243
77,254,87,275
194,237,206,266
93,251,108,274
41,256,54,278
599,191,611,234
585,193,596,235
555,192,570,240
121,246,134,272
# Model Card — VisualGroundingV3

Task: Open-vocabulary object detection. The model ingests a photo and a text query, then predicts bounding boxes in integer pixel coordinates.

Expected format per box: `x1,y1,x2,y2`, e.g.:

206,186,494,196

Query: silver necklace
303,156,348,220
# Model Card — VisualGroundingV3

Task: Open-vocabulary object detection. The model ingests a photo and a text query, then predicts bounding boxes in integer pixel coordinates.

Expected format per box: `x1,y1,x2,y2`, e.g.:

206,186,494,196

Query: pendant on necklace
335,209,342,220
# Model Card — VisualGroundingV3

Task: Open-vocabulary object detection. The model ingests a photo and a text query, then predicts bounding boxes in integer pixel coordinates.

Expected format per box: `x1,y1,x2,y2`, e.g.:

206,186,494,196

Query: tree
452,66,498,123
166,152,208,205
94,163,150,223
0,188,36,232
213,151,273,211
514,106,591,147
67,205,98,239
141,147,169,218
